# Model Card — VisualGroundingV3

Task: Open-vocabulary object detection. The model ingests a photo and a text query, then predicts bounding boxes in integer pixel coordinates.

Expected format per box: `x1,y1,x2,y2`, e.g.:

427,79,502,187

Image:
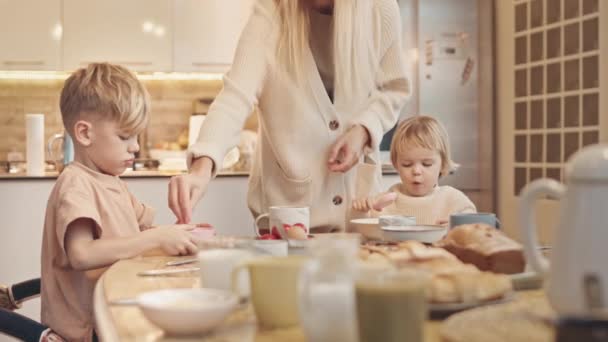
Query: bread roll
358,241,514,303
436,224,525,274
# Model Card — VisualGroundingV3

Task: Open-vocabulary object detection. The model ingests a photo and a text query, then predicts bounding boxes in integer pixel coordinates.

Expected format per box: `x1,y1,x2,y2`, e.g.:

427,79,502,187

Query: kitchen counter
0,169,250,180
0,168,398,180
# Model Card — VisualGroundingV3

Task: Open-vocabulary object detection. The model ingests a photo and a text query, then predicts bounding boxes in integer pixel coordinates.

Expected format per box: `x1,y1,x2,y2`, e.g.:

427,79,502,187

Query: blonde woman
169,0,410,232
352,116,476,225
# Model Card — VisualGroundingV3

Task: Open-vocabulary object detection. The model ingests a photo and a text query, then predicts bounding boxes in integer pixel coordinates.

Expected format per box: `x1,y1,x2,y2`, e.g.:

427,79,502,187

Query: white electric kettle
520,144,608,316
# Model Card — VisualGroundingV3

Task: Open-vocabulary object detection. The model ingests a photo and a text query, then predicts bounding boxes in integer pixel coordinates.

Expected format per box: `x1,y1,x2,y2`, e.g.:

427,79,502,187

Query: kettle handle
519,179,566,277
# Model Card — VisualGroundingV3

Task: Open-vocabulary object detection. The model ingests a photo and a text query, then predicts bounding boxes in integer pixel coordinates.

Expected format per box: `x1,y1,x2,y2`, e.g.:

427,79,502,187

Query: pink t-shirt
41,162,154,341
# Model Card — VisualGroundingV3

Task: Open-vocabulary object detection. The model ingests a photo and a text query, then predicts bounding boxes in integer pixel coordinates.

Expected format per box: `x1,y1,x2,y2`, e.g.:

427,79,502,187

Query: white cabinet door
173,0,254,73
0,0,61,71
63,0,172,72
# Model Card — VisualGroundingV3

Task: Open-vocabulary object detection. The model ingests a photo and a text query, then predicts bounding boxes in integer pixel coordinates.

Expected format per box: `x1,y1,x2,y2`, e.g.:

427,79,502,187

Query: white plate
381,225,447,243
429,293,515,316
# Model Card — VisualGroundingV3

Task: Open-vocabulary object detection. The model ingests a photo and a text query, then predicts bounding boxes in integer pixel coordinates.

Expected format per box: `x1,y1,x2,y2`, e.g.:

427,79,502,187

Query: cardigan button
332,195,343,205
329,120,340,131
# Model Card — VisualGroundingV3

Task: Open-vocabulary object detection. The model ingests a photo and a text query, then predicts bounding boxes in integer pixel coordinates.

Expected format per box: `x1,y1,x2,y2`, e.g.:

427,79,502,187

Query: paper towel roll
26,113,45,176
188,115,206,147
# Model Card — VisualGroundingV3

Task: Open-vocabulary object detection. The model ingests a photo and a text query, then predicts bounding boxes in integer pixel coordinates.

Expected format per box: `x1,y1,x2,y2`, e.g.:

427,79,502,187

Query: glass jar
298,233,360,342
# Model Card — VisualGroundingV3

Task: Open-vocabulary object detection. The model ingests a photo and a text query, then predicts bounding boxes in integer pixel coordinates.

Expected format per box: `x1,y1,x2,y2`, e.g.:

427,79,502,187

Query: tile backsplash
0,78,234,160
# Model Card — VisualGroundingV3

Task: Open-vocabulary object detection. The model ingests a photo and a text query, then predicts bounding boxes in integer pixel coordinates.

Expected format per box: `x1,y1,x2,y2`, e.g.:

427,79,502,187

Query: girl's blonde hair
390,115,455,177
274,0,379,101
60,63,150,136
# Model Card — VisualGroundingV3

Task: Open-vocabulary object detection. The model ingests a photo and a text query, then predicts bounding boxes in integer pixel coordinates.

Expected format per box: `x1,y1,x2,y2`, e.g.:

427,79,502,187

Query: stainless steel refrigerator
389,0,494,210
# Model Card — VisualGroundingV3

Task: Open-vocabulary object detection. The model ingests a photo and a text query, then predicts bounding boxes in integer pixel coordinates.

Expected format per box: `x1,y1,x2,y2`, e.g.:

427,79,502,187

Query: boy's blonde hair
390,115,455,177
60,63,150,136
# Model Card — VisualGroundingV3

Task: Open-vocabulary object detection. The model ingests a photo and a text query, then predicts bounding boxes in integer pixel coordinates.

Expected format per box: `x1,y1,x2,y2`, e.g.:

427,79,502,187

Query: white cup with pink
254,206,309,241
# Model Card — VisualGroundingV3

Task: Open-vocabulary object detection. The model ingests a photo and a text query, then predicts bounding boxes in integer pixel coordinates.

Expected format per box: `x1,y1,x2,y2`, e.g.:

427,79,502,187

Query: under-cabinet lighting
51,23,63,41
142,21,154,33
154,26,166,37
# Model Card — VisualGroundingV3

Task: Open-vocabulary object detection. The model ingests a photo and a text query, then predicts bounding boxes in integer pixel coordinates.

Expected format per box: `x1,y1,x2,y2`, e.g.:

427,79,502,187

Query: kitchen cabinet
0,0,62,71
173,0,254,72
62,0,172,72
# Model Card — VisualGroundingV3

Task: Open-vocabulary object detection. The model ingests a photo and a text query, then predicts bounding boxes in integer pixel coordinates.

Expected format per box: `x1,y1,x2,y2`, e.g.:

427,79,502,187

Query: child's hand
352,192,397,212
373,192,398,210
146,227,199,256
352,197,375,212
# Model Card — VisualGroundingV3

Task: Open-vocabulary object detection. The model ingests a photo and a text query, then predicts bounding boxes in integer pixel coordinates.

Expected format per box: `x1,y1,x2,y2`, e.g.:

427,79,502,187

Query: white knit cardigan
189,0,410,231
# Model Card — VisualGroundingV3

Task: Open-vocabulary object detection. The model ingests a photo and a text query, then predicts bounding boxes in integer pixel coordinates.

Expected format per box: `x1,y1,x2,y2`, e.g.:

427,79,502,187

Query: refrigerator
388,0,494,207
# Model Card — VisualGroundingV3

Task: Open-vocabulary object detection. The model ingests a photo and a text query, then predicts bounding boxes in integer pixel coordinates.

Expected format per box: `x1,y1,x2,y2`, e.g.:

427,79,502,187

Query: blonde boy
352,115,476,225
41,63,199,341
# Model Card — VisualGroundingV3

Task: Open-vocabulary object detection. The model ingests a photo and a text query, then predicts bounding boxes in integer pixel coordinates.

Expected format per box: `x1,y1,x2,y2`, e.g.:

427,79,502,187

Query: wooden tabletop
94,255,551,342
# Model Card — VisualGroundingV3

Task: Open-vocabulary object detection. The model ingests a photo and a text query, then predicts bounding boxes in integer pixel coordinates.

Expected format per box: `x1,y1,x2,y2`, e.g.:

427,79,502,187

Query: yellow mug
232,255,308,328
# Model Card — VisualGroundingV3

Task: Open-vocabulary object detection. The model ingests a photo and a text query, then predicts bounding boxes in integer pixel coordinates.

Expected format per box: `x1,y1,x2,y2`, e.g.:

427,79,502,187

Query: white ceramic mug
254,206,310,238
198,249,252,296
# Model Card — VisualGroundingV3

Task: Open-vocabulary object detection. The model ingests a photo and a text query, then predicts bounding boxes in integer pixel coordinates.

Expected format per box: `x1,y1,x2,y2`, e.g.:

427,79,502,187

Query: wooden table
94,256,549,342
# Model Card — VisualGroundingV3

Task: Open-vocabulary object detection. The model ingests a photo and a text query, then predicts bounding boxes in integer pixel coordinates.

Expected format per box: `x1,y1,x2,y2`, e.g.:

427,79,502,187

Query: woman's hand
328,124,371,173
168,156,214,224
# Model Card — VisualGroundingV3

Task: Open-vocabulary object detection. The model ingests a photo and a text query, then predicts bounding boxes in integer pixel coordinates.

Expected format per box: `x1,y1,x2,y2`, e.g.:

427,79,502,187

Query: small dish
349,218,382,240
189,227,216,240
381,225,447,243
135,288,238,336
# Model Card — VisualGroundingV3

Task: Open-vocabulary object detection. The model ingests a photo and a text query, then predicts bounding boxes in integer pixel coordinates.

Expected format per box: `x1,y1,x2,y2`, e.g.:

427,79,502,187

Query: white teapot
520,144,608,316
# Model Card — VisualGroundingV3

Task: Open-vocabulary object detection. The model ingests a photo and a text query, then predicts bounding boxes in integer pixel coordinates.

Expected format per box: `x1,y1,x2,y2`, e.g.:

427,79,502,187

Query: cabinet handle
3,60,45,66
80,61,153,67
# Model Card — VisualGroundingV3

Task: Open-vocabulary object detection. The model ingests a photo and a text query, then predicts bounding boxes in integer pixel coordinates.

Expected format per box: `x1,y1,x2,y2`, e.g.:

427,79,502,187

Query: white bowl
381,225,448,243
378,215,416,227
349,218,382,240
136,288,238,336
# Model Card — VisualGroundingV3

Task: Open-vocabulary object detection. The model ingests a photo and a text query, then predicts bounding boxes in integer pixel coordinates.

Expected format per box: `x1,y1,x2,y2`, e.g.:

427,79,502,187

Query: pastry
358,240,514,303
436,224,526,274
